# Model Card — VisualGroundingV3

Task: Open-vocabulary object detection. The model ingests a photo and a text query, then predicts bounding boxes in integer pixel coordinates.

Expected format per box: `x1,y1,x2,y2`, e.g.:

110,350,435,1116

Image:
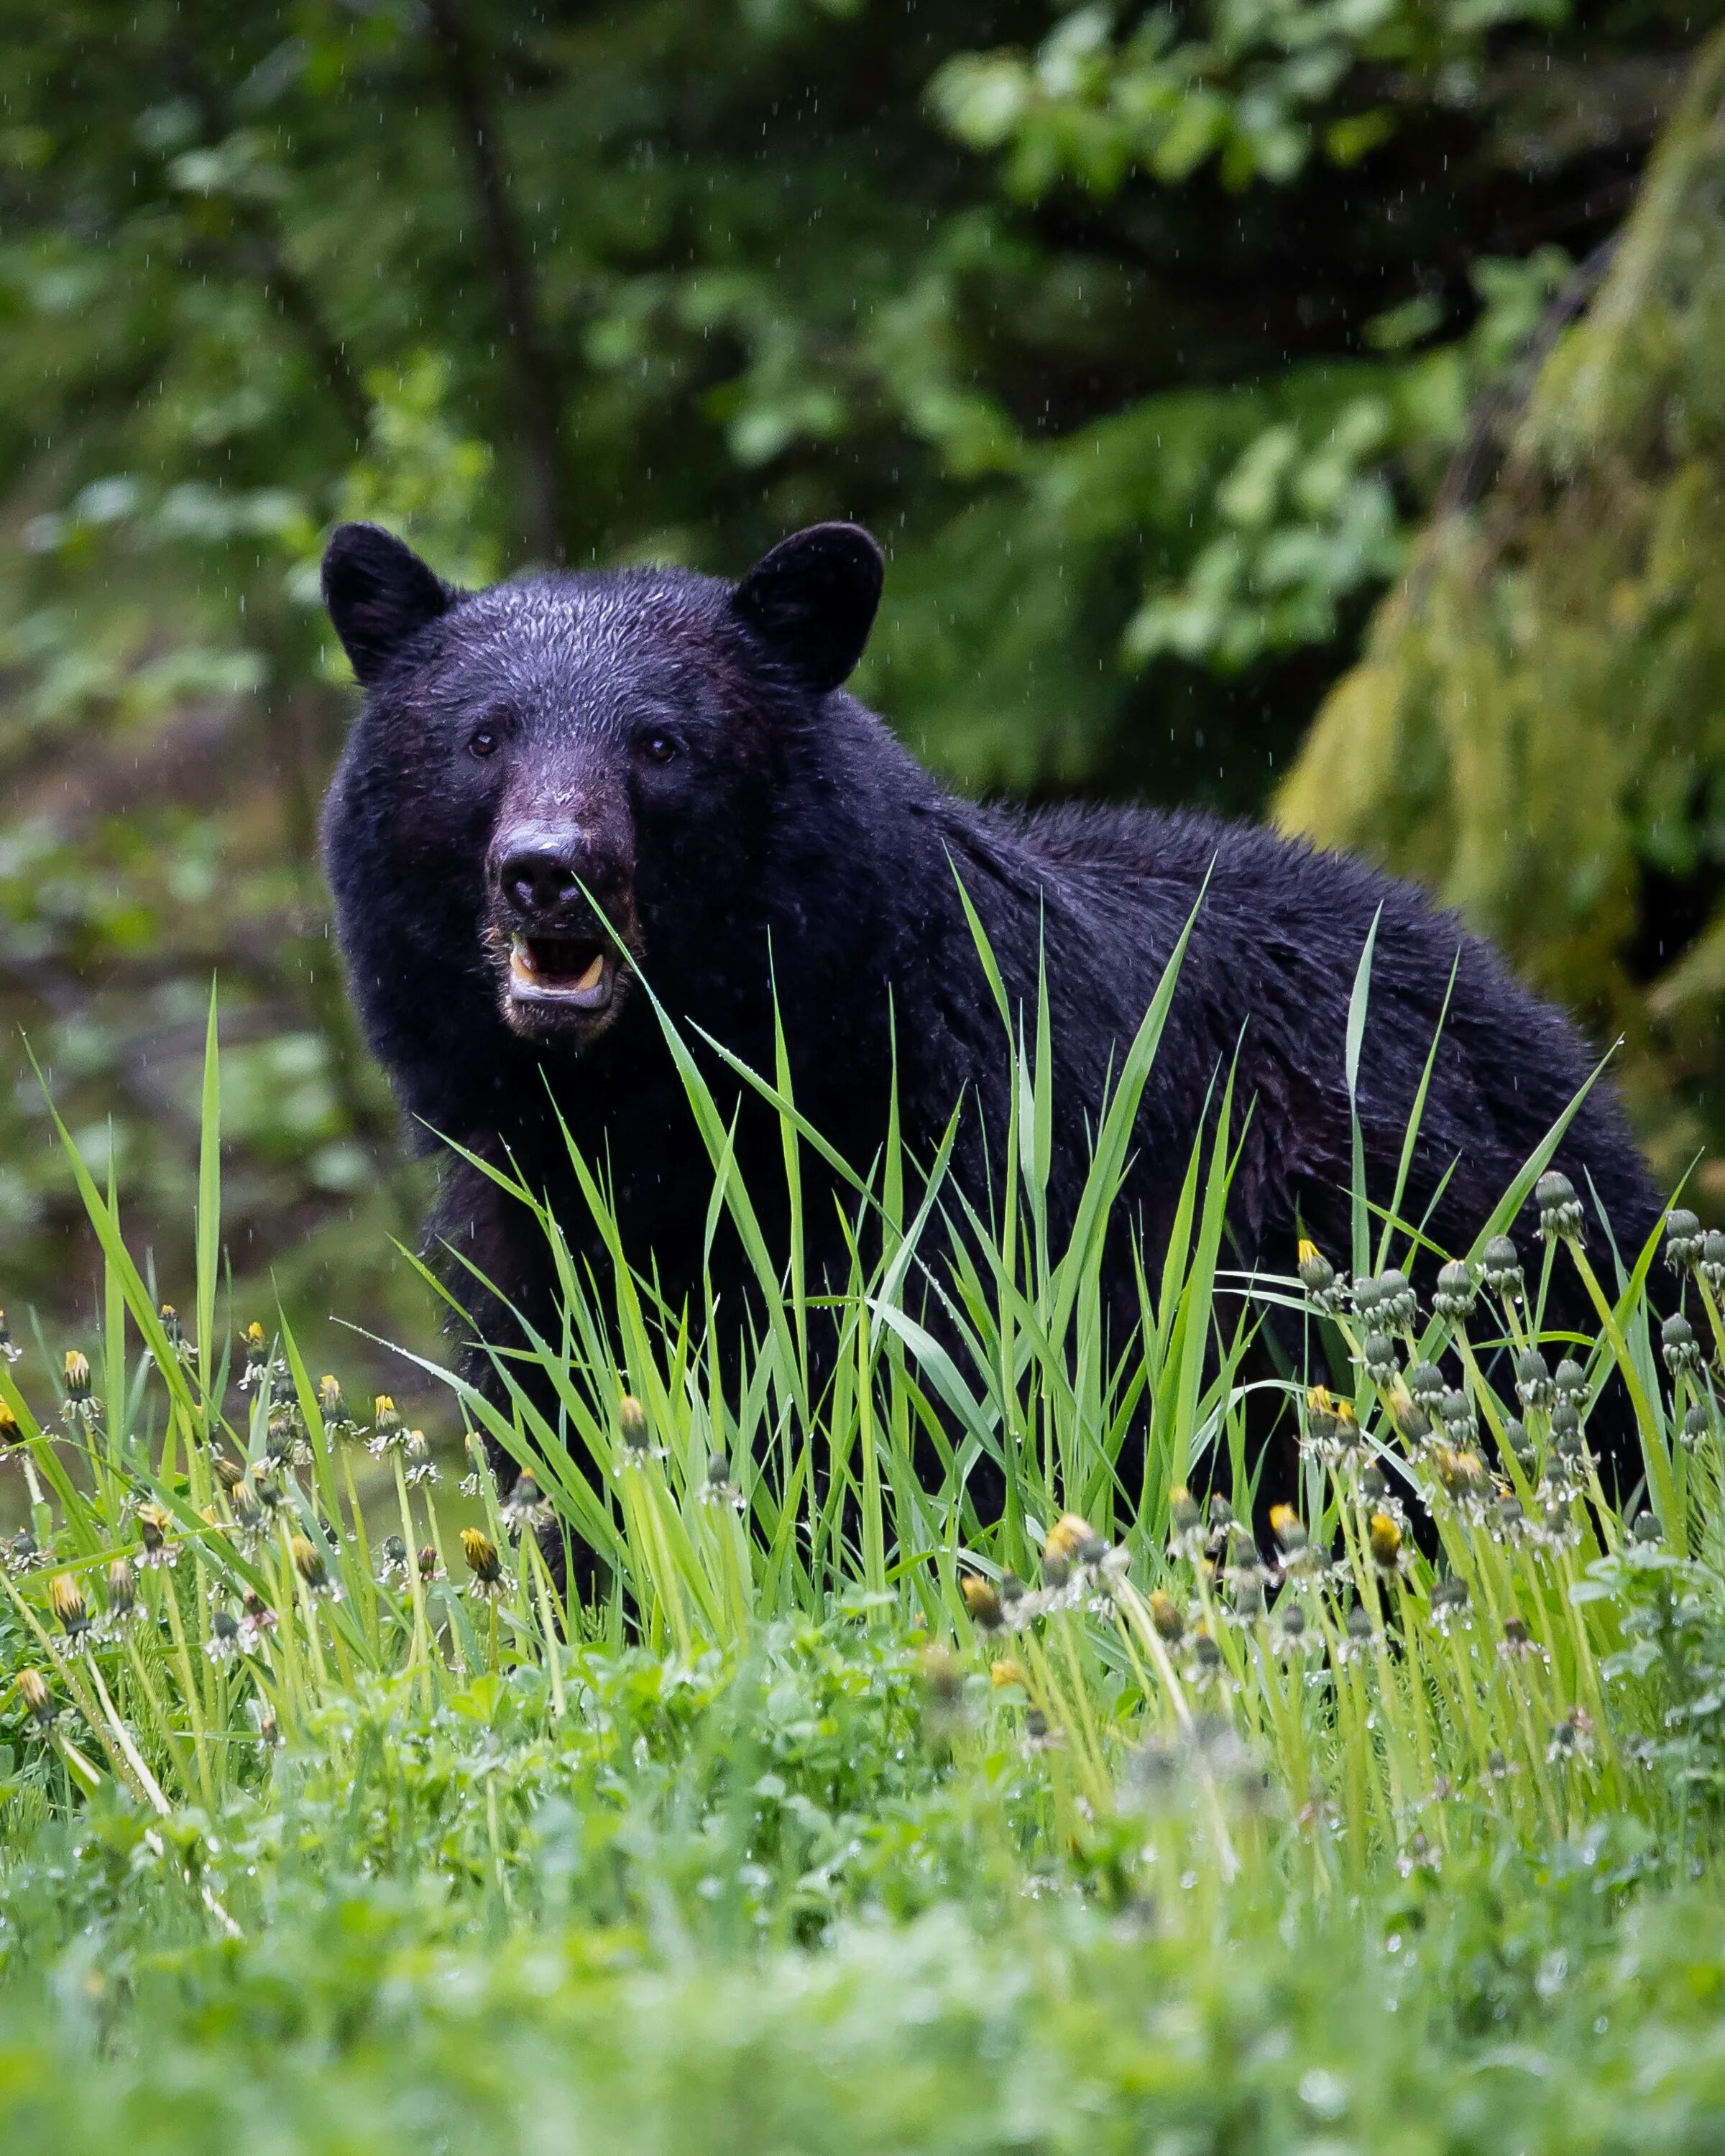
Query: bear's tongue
509,934,611,1006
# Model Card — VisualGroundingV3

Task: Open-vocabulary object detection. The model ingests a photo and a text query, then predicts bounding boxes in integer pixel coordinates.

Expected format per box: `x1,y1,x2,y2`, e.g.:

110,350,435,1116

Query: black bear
320,518,1661,1491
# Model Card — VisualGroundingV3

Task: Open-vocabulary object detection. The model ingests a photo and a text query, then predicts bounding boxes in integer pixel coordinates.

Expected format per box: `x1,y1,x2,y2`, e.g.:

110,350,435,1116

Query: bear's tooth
574,952,605,993
510,936,537,982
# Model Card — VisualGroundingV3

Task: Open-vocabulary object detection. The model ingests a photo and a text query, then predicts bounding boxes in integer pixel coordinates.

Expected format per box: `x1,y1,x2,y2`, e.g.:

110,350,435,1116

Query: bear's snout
492,822,631,927
498,837,586,921
487,821,638,1041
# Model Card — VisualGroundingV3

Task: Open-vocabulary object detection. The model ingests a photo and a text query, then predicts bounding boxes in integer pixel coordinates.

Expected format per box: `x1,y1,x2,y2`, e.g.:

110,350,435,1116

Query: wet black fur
321,523,1663,1512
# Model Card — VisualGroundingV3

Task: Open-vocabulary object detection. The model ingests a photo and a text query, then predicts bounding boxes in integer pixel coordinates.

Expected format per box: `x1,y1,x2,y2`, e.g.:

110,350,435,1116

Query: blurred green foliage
0,0,1701,1351
1280,24,1725,1189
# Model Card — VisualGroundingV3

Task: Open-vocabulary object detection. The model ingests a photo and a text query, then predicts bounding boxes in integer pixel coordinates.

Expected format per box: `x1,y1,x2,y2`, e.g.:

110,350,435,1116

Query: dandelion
1372,1269,1418,1332
1148,1588,1184,1643
1501,1417,1537,1476
1303,1386,1363,1463
0,1309,19,1363
237,1589,278,1653
159,1302,196,1365
1665,1208,1705,1273
1269,1503,1307,1556
265,1401,311,1470
47,1571,91,1644
1430,1575,1470,1634
212,1454,245,1492
1552,1358,1590,1406
1547,1710,1596,1766
1296,1238,1346,1313
1631,1509,1663,1547
1022,1706,1062,1754
1363,1259,1414,1328
1167,1483,1205,1558
1662,1314,1703,1381
500,1464,550,1534
318,1374,359,1441
1547,1409,1588,1495
459,1429,493,1496
1276,1600,1308,1651
367,1393,405,1455
402,1429,439,1488
238,1320,271,1393
206,1608,241,1664
1437,1387,1477,1444
1302,1386,1341,1461
989,1657,1028,1690
1188,1628,1225,1684
461,1526,505,1595
1538,1498,1581,1552
1368,1511,1404,1572
1390,1387,1432,1450
136,1501,178,1570
1225,1566,1265,1627
1535,1170,1586,1243
1481,1235,1524,1302
1405,1360,1445,1409
417,1544,443,1583
1204,1493,1240,1557
103,1558,137,1633
1360,1331,1398,1386
251,1470,288,1517
62,1349,98,1428
1044,1512,1098,1567
1338,1602,1375,1662
1432,1447,1491,1521
1683,1399,1714,1450
701,1450,745,1509
1358,1465,1407,1532
377,1534,410,1583
960,1575,1005,1629
4,1528,42,1575
0,1400,19,1452
1514,1348,1554,1411
17,1668,55,1731
1397,1829,1440,1878
290,1533,342,1603
1432,1260,1477,1322
1499,1614,1547,1663
229,1478,265,1544
1702,1230,1725,1296
615,1393,666,1467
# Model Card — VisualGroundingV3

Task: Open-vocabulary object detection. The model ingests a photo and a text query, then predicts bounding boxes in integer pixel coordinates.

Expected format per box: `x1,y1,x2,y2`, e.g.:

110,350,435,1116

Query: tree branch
423,0,569,562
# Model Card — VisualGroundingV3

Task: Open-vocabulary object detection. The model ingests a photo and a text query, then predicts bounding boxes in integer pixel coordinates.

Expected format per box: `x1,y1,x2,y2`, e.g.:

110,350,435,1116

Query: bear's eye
640,731,678,766
466,728,500,760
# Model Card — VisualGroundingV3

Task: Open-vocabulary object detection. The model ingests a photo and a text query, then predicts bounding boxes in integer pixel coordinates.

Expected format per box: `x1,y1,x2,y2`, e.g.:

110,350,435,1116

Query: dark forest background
1,0,1718,1378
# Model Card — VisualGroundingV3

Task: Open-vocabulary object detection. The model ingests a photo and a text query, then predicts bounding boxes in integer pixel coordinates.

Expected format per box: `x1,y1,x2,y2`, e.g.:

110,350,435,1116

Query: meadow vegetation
5,952,1725,2150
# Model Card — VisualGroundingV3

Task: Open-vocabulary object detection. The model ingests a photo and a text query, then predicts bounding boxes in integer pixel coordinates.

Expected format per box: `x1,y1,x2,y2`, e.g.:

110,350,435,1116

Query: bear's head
321,521,884,1051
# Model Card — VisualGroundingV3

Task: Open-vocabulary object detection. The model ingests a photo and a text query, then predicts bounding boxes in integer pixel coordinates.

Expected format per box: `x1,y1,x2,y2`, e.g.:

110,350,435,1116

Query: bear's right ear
731,522,884,694
321,522,457,686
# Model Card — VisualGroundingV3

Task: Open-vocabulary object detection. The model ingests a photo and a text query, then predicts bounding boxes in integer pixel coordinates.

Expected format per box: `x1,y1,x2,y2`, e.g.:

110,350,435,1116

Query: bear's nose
500,846,584,917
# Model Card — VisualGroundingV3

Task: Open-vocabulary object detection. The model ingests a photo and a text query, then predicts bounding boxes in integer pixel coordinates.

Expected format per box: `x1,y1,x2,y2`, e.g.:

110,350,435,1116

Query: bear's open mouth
507,933,615,1011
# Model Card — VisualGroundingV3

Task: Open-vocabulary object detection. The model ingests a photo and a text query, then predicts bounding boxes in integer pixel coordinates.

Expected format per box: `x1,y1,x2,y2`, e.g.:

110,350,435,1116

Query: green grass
6,954,1725,2152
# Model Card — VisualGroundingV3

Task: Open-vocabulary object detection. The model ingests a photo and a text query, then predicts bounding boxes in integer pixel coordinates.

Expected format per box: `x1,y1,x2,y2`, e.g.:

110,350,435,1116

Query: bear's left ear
322,522,459,686
731,522,884,694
